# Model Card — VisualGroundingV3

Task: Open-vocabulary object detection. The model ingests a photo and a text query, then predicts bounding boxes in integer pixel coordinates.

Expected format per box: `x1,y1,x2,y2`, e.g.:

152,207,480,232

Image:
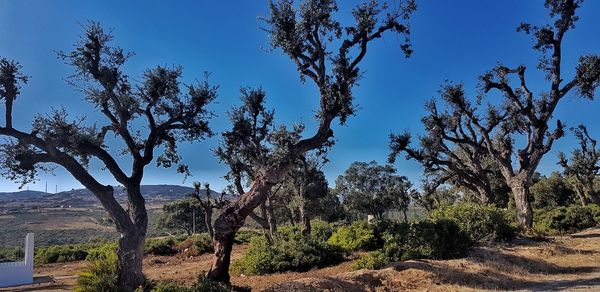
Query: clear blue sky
1,1,599,193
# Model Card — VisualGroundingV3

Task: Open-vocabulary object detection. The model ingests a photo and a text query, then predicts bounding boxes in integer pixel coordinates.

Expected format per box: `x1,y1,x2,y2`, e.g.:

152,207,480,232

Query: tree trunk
574,185,590,206
115,185,148,291
208,178,276,283
300,208,311,236
116,229,145,291
266,195,278,235
510,181,533,228
402,209,408,223
205,207,214,238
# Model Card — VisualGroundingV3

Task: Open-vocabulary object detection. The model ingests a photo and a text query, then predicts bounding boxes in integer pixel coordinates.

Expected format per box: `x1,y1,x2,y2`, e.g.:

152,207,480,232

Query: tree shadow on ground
387,247,600,291
467,247,599,275
571,233,600,239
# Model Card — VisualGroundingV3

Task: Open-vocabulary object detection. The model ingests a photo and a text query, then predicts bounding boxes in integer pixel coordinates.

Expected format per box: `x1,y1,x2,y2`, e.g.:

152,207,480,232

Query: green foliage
159,199,206,235
232,229,343,275
149,276,228,292
234,230,261,244
327,221,377,251
86,243,118,261
534,205,600,234
193,276,230,292
174,234,213,256
431,203,516,242
74,249,119,292
35,244,92,264
335,161,415,220
376,219,473,264
0,247,24,263
309,219,338,242
144,238,177,256
531,172,576,209
352,250,389,270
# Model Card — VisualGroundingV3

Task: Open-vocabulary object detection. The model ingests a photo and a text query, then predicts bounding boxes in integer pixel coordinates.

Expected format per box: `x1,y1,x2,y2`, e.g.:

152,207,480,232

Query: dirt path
3,229,600,291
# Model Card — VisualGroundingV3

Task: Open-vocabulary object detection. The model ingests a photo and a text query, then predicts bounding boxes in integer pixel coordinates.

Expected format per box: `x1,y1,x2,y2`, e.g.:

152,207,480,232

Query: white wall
0,233,34,287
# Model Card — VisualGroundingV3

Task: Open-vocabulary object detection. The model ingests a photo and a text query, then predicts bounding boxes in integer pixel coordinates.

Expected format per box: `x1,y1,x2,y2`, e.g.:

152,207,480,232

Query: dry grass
266,229,600,291
3,229,600,291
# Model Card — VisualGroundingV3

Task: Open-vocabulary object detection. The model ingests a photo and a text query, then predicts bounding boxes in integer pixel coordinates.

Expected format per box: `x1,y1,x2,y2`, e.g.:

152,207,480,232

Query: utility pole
45,181,47,193
55,185,57,194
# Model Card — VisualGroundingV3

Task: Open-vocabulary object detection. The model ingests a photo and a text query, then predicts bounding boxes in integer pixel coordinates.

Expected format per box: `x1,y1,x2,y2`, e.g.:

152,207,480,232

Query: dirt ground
3,229,600,291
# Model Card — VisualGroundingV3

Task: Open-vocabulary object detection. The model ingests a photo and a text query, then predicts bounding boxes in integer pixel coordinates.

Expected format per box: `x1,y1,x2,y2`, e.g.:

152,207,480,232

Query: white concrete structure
0,233,34,287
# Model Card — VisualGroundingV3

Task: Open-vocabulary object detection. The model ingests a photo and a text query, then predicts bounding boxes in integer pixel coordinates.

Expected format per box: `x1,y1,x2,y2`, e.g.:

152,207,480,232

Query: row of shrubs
232,203,520,274
533,204,600,234
341,219,474,270
35,230,241,265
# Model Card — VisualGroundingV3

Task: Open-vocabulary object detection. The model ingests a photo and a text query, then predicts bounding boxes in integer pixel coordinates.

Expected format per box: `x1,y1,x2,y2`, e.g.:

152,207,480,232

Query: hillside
0,185,225,247
0,184,224,209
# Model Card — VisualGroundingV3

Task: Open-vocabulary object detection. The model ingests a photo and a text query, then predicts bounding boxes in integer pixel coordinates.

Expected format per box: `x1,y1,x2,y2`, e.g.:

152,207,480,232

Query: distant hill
0,184,226,209
0,190,49,201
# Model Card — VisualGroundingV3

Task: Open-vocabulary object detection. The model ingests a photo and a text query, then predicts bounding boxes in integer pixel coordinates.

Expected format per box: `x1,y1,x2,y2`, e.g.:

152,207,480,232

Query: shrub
377,219,473,263
352,250,389,270
193,275,229,292
534,205,600,234
35,244,91,264
309,219,337,242
145,238,177,256
86,242,118,261
175,234,213,256
149,276,228,292
232,230,343,275
327,221,377,251
0,247,24,263
74,250,119,292
431,203,516,242
234,230,261,244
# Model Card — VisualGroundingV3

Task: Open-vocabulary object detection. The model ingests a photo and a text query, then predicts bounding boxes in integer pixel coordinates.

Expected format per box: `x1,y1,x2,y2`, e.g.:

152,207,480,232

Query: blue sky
1,1,599,193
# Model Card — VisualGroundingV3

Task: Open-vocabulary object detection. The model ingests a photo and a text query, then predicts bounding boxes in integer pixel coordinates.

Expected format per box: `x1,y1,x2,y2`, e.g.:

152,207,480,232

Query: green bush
327,221,377,251
35,244,92,264
86,242,118,261
175,234,213,256
145,238,177,256
431,203,516,242
74,250,119,292
352,250,389,270
234,230,261,244
534,205,600,234
232,230,344,275
149,276,228,292
376,219,473,263
309,219,338,242
0,247,24,263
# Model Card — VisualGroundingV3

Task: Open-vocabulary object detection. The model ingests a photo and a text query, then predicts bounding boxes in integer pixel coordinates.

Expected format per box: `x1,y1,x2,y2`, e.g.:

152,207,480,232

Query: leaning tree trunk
208,176,278,283
574,185,590,206
509,180,533,228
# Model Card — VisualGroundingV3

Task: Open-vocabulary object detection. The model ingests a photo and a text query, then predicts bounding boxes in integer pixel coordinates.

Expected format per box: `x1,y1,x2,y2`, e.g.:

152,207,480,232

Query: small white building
0,233,34,287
